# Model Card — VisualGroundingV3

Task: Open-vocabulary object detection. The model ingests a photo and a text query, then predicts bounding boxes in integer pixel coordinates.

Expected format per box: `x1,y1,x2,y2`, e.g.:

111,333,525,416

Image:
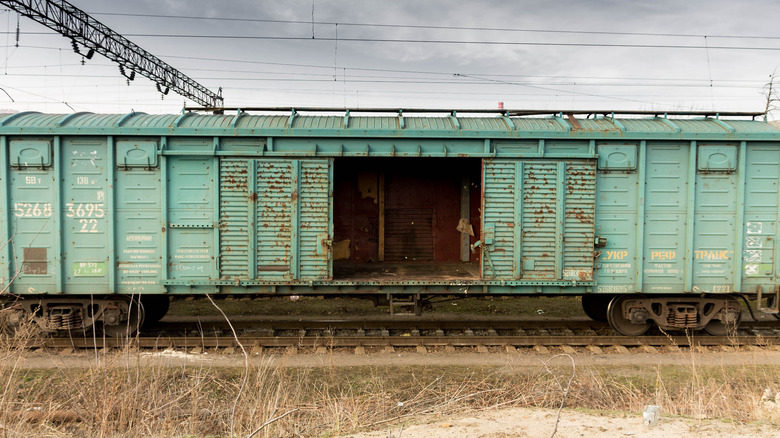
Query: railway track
24,317,780,353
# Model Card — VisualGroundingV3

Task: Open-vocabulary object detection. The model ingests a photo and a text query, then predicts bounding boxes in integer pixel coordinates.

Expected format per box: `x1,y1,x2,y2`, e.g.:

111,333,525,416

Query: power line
88,11,780,42
4,44,770,85
0,72,765,90
7,31,780,52
115,33,780,52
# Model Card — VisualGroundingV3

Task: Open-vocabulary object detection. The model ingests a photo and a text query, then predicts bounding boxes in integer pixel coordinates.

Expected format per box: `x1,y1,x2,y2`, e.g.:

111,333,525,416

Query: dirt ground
341,406,780,438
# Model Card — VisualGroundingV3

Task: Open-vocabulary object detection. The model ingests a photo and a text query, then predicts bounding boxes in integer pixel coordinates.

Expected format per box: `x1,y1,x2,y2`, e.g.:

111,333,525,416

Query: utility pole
1,0,224,108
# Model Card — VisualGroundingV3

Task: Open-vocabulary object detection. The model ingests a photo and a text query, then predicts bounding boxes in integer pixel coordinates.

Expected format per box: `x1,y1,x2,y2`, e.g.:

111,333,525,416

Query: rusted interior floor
333,262,480,281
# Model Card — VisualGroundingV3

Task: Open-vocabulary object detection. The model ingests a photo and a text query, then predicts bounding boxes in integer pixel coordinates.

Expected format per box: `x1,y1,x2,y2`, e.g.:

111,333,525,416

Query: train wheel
140,295,170,327
581,295,612,322
703,299,742,336
103,297,145,338
607,296,651,336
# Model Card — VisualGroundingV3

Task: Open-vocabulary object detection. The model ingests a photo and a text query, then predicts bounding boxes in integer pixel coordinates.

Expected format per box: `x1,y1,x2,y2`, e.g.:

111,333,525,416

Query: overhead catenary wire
79,33,780,52
87,11,780,42
5,30,780,52
0,45,769,88
0,72,767,89
0,9,774,114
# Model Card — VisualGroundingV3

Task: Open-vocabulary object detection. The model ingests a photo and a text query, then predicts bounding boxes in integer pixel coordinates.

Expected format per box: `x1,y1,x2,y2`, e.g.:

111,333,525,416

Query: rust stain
161,227,166,233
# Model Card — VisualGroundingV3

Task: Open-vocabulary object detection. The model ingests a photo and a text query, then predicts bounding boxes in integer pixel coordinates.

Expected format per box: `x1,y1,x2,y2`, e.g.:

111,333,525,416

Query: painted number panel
6,154,56,293
62,138,110,292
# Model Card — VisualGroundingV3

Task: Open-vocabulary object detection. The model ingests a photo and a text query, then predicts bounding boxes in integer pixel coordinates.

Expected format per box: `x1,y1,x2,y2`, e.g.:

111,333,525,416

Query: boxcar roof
0,112,778,140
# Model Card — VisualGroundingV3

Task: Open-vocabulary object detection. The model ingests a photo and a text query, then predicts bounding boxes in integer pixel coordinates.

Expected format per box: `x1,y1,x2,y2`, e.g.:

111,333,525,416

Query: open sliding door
481,159,597,282
219,158,333,282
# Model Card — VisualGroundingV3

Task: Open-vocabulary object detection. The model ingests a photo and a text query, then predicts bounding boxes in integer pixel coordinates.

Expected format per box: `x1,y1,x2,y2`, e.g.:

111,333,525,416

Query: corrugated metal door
481,159,596,281
742,145,779,290
219,158,332,281
385,209,434,262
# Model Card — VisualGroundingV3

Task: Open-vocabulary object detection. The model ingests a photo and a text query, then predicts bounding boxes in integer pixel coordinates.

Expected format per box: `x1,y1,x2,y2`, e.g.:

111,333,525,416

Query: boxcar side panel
691,144,738,293
1,137,9,291
166,156,217,282
642,142,689,292
595,140,780,295
741,143,780,292
3,117,779,299
7,138,57,294
593,142,640,293
62,137,110,293
115,140,164,294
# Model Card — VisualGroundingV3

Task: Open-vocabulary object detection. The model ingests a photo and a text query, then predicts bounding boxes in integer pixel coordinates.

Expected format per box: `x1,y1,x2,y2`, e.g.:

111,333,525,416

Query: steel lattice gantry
1,0,223,107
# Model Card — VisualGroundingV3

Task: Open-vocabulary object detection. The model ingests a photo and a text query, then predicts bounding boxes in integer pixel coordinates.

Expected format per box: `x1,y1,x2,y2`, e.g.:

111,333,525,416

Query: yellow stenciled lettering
694,250,732,260
604,250,629,260
651,251,676,260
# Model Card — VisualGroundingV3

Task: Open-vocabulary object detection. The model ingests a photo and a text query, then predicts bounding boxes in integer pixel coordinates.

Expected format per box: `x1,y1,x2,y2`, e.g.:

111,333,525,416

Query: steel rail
151,318,613,332
148,319,780,337
31,333,779,350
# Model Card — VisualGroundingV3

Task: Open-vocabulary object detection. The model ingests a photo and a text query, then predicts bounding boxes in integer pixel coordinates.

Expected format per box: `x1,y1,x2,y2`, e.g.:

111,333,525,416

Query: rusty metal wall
219,159,250,278
481,159,596,280
384,208,434,262
218,158,331,281
334,158,477,264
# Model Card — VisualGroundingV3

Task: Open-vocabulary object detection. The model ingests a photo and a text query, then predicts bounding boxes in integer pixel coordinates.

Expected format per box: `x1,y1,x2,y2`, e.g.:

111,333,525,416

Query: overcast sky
0,0,778,118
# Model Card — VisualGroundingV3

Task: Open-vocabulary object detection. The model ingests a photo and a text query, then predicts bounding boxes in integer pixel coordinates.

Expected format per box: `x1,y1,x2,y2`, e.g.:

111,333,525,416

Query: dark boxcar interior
333,157,481,280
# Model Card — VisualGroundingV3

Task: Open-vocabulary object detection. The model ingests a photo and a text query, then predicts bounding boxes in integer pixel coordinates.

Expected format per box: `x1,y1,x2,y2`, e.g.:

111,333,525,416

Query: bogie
606,295,742,336
1,296,146,337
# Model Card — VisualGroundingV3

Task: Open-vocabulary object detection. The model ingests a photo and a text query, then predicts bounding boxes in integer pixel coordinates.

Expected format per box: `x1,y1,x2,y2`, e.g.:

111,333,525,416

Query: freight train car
1,109,779,336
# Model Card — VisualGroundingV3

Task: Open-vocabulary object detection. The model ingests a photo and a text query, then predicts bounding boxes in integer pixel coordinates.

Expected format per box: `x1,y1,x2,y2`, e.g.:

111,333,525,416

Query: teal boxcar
1,110,779,335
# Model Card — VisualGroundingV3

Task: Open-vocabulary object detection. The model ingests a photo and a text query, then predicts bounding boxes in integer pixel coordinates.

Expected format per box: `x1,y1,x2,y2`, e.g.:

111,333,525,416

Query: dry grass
0,317,779,437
